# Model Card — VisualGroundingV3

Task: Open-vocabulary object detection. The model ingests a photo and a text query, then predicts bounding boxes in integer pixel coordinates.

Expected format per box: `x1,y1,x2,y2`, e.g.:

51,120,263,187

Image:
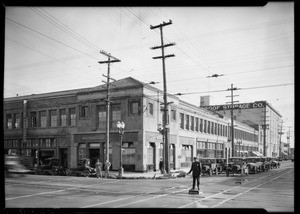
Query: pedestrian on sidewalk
95,159,103,179
104,159,111,178
159,158,164,174
187,157,202,190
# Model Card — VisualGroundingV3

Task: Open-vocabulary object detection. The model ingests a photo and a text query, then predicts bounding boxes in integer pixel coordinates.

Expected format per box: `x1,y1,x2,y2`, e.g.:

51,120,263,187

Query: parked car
216,158,228,174
200,158,219,176
34,158,66,175
260,157,271,171
5,155,31,177
246,157,264,173
226,157,249,177
65,158,96,177
270,157,280,168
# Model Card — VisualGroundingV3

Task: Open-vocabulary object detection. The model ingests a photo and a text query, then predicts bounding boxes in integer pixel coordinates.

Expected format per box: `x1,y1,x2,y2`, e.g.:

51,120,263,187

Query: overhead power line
174,83,294,96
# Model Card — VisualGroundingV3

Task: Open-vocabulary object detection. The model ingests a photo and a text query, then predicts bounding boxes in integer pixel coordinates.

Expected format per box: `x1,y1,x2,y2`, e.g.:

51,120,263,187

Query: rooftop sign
203,101,266,111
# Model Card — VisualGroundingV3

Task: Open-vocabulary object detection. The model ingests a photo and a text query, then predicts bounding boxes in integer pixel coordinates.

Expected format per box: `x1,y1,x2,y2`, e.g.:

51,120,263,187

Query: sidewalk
108,168,190,179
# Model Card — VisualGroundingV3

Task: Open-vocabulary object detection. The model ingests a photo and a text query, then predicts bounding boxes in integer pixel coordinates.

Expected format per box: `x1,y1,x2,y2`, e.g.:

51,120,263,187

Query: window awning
251,151,263,157
280,151,288,156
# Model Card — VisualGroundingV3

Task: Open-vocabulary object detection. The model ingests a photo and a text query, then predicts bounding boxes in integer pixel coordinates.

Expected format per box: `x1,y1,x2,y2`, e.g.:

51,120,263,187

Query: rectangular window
69,108,76,126
60,109,67,126
50,110,57,127
204,120,207,133
97,105,106,128
185,115,190,130
207,121,210,134
211,122,214,135
6,114,12,129
129,100,139,115
14,113,20,128
191,116,194,131
149,102,153,115
39,111,47,127
200,119,203,132
80,106,88,118
171,109,176,121
180,113,184,129
30,112,37,127
111,104,121,124
195,118,199,132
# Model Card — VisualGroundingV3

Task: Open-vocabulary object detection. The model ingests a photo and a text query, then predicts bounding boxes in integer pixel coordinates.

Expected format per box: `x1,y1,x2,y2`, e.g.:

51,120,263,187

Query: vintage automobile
199,158,218,176
216,158,228,174
246,157,259,174
245,157,264,173
5,155,31,177
269,157,280,169
260,157,271,171
34,158,66,175
226,157,249,177
65,158,96,177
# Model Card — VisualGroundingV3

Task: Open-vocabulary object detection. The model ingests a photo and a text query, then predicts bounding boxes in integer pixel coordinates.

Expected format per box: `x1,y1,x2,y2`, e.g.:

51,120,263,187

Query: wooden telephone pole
150,20,175,174
226,84,239,157
98,50,120,162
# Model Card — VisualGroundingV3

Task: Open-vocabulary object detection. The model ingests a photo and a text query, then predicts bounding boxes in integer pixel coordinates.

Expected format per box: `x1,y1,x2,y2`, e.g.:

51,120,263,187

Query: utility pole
226,84,239,157
287,126,291,156
278,120,284,157
150,20,175,174
98,50,120,162
261,106,269,157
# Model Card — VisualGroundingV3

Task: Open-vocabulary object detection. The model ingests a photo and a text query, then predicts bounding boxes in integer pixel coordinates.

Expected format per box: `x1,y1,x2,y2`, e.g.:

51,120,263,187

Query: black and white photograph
3,2,294,212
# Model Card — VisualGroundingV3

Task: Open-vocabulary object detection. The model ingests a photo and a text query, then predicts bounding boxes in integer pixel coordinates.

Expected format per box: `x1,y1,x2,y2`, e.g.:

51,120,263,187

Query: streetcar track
5,165,293,208
179,168,294,208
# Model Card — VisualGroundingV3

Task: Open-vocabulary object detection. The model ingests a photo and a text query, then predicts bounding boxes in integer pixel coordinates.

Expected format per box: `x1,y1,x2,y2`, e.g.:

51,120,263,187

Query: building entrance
59,148,68,168
89,149,100,167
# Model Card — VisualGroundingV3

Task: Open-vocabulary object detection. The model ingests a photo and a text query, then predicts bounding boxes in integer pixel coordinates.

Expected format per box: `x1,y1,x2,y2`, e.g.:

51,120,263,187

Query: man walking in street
104,159,111,178
95,159,103,179
187,157,202,191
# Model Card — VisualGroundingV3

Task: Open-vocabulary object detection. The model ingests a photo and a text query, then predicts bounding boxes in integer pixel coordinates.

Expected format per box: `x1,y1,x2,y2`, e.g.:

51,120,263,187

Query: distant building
4,77,260,172
203,101,282,157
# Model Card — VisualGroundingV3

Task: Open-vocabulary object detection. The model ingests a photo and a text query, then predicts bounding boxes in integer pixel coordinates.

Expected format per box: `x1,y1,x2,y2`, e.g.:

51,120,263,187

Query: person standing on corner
187,157,202,191
95,159,103,179
159,158,164,174
104,159,111,178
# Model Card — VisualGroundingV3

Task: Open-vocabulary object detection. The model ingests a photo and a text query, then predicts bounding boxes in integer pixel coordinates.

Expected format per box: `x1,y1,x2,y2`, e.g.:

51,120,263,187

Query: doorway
59,148,68,168
89,149,100,167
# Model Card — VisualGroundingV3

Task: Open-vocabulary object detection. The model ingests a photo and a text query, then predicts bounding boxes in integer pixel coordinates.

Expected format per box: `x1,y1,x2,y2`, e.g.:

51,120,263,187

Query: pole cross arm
150,19,172,29
152,54,175,59
150,43,176,49
98,60,121,64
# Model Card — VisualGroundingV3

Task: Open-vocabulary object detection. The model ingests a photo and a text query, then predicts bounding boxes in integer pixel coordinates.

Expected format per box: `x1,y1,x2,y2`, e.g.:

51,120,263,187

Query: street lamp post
157,123,166,174
117,121,125,178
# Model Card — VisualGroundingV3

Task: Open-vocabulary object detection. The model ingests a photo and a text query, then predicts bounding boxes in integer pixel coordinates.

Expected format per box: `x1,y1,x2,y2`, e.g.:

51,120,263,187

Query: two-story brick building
4,77,260,172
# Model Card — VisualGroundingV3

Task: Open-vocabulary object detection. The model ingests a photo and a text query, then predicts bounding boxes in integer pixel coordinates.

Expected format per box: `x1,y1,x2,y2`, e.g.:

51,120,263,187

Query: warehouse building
4,77,260,172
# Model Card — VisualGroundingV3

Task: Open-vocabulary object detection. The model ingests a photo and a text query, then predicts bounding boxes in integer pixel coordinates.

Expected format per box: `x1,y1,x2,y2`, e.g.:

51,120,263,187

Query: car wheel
50,168,56,176
65,169,72,176
83,169,90,177
34,168,40,175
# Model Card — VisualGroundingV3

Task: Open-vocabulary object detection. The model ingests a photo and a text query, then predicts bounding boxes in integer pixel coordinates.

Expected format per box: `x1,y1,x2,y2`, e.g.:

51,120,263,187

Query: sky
4,3,294,147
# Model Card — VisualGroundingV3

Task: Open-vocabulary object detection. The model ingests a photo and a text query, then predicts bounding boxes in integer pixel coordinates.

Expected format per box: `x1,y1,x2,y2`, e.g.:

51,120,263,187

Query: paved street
5,161,294,212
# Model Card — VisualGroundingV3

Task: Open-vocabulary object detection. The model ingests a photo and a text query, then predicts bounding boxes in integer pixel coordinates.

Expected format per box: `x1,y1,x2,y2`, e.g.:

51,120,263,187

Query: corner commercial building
4,77,261,172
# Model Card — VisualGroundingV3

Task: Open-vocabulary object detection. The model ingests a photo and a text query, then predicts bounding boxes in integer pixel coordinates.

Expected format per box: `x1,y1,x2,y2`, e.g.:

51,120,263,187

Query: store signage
203,101,266,111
